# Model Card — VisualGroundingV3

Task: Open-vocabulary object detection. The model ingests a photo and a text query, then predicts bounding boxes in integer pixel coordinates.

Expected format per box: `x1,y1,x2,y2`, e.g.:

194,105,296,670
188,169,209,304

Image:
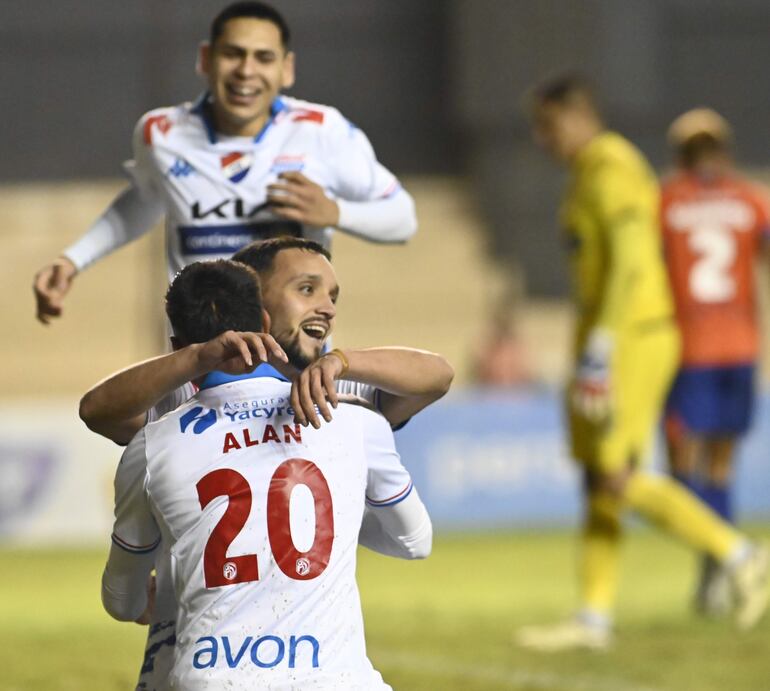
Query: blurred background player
517,73,769,651
661,107,770,615
470,297,535,389
32,1,416,324
101,259,432,690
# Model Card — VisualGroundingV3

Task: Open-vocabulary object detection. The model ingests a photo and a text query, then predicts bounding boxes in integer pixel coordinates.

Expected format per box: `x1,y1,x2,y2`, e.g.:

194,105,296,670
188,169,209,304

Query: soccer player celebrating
662,108,770,614
33,1,416,324
101,258,432,689
84,237,451,690
517,74,769,651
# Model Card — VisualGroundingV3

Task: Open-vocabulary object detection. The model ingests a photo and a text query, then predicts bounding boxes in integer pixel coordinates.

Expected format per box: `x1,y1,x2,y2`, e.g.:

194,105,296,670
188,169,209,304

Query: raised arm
267,110,417,243
291,346,454,429
80,331,287,444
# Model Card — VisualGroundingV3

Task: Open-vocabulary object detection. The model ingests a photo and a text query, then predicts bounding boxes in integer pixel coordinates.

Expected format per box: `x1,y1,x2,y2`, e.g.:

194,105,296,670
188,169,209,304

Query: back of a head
210,1,291,49
232,237,332,275
166,260,264,346
667,108,732,171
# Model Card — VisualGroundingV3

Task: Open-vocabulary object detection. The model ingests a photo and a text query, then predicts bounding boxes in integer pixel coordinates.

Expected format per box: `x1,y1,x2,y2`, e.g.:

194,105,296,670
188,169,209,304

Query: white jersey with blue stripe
128,95,403,280
113,368,410,690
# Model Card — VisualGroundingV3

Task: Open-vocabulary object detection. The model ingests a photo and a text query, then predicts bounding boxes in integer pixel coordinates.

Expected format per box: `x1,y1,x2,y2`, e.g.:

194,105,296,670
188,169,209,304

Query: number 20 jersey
661,172,770,366
115,374,412,690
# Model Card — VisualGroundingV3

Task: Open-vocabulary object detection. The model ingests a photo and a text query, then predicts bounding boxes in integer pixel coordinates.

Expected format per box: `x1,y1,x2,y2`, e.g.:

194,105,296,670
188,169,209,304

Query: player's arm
267,114,417,242
290,347,454,429
572,163,652,421
80,331,287,444
359,409,433,559
102,429,160,623
359,488,432,560
33,184,164,324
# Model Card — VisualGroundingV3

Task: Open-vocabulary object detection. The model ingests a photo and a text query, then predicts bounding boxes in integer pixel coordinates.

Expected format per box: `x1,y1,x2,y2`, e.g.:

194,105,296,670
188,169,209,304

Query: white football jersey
115,369,411,690
135,377,381,691
129,95,403,279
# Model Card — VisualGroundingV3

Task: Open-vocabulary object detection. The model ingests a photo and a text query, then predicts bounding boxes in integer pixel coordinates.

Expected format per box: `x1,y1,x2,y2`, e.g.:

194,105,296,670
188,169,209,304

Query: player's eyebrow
218,42,277,58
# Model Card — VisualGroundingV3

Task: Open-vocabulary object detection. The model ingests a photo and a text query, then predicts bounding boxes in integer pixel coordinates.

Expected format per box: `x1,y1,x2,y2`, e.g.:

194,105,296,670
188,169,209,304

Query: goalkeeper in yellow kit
517,74,769,651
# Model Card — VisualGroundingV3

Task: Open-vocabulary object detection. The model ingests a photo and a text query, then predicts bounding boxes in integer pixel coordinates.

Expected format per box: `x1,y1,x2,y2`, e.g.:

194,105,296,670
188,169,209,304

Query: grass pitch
1,527,769,691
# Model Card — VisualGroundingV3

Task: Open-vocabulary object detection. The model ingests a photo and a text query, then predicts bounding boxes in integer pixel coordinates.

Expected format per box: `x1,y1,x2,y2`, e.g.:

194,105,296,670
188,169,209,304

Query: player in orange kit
661,108,770,614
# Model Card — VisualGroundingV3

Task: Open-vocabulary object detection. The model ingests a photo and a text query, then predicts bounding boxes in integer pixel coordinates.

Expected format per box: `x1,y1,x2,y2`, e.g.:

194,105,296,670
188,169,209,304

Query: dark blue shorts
665,364,755,437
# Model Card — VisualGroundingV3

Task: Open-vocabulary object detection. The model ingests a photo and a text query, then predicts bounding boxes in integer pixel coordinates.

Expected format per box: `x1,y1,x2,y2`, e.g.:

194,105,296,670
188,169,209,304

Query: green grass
1,528,769,690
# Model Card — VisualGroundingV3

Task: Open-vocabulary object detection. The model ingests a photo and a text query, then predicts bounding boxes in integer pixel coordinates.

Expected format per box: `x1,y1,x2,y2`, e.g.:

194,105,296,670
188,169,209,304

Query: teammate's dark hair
210,2,291,49
529,72,601,115
166,260,264,346
232,237,331,275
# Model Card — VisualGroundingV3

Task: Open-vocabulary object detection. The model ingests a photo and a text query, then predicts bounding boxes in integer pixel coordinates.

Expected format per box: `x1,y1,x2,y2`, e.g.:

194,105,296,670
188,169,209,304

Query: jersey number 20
196,458,334,588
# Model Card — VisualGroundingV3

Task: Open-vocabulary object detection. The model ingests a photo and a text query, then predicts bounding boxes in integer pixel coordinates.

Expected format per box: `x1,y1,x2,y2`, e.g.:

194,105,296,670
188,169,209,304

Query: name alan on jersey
222,423,302,454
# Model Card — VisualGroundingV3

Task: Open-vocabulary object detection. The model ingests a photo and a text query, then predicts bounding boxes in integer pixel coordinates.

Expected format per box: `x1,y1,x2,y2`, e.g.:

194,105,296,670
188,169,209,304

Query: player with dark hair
100,257,435,690
517,74,769,651
34,1,416,323
662,108,770,614
165,260,265,346
83,238,452,689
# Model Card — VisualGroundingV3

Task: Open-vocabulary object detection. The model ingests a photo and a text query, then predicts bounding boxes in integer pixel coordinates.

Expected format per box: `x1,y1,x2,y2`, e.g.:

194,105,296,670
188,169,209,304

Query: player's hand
290,350,348,429
134,573,156,626
266,172,340,228
195,331,288,375
33,256,78,324
571,329,614,424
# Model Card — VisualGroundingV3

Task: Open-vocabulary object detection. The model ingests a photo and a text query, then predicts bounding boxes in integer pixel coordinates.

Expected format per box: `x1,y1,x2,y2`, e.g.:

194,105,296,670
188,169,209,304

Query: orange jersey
661,172,770,366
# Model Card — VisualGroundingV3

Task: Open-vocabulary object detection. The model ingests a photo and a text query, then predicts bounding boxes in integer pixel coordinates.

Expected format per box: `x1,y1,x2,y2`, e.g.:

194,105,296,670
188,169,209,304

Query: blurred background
3,1,770,689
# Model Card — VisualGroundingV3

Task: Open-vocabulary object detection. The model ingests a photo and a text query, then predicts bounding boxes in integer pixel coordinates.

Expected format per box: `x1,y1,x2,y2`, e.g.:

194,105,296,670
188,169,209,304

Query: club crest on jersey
221,152,253,183
295,558,311,577
271,154,306,174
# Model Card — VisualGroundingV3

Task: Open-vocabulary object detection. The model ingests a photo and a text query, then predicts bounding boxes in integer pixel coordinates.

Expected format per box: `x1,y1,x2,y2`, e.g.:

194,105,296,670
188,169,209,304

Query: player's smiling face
261,249,339,369
201,17,295,138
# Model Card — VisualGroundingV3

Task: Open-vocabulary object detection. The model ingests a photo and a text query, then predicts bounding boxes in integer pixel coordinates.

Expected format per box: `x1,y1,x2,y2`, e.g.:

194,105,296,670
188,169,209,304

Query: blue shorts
665,364,755,437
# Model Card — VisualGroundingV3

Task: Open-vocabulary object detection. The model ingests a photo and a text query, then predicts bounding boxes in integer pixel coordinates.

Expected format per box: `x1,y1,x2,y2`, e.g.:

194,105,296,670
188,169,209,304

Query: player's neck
213,112,270,138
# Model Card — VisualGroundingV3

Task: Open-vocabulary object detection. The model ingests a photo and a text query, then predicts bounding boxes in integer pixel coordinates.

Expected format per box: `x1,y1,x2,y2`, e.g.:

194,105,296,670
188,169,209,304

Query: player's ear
261,309,271,333
197,41,211,77
281,51,296,90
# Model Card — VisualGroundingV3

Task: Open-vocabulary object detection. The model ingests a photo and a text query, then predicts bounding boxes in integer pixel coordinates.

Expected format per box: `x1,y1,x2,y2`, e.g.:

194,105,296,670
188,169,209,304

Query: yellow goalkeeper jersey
561,131,673,351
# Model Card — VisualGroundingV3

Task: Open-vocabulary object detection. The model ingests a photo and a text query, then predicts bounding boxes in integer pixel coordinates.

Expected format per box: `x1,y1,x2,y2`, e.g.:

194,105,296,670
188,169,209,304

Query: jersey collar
199,363,291,390
191,92,288,145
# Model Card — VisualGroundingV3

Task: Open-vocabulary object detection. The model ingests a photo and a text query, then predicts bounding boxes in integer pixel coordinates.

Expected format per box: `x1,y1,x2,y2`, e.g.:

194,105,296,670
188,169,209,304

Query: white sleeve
62,183,164,271
335,380,378,407
336,190,417,244
358,487,432,560
146,383,196,424
359,408,431,558
325,115,417,243
102,428,160,622
362,409,413,507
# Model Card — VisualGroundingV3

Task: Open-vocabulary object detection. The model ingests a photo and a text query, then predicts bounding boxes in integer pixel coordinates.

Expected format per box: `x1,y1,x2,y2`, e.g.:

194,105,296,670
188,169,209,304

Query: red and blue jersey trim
366,480,413,507
379,180,401,199
111,533,161,555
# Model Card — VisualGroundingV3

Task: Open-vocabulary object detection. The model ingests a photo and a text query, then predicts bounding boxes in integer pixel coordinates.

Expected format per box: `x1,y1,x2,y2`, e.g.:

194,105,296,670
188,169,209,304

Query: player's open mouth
225,84,261,102
301,322,329,341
